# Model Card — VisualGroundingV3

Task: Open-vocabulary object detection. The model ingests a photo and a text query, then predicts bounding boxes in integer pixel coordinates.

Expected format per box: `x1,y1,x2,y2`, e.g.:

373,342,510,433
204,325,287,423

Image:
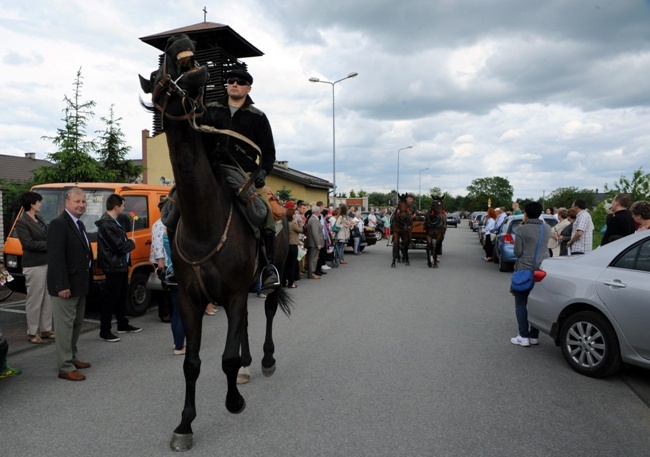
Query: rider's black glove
254,170,267,188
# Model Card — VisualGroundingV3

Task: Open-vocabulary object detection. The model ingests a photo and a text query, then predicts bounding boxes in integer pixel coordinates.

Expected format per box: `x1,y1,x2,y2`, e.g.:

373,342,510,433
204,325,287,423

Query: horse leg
403,238,410,266
261,290,279,376
223,297,247,415
426,236,433,268
432,238,439,268
237,313,252,385
170,300,204,452
391,237,398,268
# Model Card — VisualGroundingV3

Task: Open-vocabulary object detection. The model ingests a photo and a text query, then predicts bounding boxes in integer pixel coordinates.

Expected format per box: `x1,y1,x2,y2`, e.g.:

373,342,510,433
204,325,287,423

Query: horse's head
429,195,445,216
396,193,410,212
139,34,208,121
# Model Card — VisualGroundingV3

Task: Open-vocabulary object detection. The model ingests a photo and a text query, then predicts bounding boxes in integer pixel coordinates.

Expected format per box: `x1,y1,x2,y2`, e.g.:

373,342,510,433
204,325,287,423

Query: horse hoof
226,396,246,414
391,263,396,268
170,432,193,452
405,262,410,266
428,263,432,268
237,366,251,385
262,363,276,377
434,264,439,268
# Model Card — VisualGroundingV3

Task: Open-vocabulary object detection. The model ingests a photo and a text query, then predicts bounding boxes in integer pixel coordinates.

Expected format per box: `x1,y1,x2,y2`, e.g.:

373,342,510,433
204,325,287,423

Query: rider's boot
261,229,280,291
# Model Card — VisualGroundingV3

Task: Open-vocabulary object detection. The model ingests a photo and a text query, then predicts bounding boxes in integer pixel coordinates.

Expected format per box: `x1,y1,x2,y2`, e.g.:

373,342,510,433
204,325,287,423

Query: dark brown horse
139,34,290,452
391,193,413,267
424,196,447,268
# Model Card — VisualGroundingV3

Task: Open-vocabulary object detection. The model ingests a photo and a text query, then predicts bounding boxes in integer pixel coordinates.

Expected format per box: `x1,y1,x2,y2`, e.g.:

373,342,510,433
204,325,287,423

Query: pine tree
96,105,143,182
34,68,103,183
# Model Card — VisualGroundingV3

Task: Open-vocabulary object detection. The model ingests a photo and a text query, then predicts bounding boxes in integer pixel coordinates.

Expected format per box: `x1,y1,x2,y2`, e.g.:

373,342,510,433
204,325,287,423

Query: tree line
349,171,650,217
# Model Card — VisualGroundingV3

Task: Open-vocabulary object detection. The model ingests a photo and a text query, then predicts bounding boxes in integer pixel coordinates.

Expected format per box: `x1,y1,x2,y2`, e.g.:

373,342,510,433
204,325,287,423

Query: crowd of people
282,200,386,284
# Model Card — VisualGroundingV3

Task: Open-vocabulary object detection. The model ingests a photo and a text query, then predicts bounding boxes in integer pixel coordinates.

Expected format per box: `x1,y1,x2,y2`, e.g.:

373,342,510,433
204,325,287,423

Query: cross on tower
203,6,208,21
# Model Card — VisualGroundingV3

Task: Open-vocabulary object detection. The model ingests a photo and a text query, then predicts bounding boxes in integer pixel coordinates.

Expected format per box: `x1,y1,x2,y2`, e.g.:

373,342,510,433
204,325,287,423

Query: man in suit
307,206,324,279
47,188,93,381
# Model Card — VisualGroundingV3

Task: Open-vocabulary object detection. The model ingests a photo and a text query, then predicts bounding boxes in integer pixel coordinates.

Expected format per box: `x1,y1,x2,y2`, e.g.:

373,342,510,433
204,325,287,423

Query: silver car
527,230,650,378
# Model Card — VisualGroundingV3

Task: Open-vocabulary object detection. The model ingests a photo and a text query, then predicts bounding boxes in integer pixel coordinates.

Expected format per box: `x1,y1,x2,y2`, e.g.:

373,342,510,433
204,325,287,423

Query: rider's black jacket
202,95,276,174
95,213,135,273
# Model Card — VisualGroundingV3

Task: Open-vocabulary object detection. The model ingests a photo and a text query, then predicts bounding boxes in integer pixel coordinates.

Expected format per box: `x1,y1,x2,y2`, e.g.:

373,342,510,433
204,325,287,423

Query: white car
527,230,650,378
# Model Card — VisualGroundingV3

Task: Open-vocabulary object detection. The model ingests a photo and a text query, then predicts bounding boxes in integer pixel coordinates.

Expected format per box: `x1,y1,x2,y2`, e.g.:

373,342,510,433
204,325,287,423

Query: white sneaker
529,338,539,345
257,293,267,299
510,335,530,347
322,265,331,270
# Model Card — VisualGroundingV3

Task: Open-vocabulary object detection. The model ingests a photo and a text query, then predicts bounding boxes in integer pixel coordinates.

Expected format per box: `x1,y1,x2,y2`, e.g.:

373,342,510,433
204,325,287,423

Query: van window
10,187,114,242
120,196,149,232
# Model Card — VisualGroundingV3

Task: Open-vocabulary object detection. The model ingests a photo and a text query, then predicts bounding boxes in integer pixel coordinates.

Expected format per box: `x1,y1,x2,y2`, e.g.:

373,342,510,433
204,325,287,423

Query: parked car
3,183,170,316
446,214,458,227
528,231,650,378
493,215,558,272
471,212,487,232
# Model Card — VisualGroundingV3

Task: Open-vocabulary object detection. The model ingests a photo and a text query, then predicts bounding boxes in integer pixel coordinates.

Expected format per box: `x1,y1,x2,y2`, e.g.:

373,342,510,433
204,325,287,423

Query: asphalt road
2,226,650,456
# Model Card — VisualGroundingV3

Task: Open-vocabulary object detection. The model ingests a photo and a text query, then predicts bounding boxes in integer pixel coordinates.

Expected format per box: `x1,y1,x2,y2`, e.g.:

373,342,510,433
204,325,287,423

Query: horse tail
270,285,293,317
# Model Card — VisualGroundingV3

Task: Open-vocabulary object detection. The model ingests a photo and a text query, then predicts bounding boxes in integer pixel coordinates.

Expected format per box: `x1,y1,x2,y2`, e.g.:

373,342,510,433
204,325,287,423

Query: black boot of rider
262,229,280,290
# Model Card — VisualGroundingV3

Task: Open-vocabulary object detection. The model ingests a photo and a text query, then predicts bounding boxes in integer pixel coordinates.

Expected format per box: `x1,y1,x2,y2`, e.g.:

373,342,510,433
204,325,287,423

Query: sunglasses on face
227,78,250,86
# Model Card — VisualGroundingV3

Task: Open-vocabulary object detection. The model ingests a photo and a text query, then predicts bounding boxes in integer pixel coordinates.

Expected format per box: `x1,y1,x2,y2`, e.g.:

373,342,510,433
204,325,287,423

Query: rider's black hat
226,69,253,85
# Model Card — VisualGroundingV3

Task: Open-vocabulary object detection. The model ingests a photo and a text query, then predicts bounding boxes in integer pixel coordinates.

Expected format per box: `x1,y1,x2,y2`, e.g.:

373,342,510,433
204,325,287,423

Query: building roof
272,161,332,190
140,22,263,57
0,154,52,184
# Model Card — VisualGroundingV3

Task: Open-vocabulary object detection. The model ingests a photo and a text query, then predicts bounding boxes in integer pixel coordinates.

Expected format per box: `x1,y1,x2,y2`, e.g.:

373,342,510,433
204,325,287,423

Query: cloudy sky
2,1,650,200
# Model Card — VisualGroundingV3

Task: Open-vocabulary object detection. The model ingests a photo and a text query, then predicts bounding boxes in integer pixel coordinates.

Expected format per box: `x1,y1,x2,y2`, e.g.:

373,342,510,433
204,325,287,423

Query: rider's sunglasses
227,78,250,86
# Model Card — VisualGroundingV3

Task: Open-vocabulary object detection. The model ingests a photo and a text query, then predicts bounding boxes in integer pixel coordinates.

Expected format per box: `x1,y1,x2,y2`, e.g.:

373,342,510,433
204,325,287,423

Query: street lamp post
309,72,359,206
396,145,413,197
418,167,429,210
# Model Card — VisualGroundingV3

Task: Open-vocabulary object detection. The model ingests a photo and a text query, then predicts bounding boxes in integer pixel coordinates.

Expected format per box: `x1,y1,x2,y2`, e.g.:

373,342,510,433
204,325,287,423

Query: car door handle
145,240,152,245
603,280,626,289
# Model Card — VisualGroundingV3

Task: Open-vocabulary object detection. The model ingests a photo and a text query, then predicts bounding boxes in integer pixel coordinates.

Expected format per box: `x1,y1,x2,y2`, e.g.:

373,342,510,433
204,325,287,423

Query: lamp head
309,77,320,83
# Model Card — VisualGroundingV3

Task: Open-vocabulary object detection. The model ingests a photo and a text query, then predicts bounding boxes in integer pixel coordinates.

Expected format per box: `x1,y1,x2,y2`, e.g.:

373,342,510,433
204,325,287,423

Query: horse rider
201,69,280,290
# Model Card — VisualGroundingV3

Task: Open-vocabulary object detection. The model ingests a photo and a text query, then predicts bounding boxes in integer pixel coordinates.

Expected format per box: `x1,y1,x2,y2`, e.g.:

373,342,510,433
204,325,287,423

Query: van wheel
127,272,151,316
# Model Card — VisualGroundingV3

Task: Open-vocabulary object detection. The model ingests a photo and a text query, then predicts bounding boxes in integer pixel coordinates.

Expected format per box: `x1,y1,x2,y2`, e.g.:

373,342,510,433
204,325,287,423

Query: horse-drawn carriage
390,194,447,268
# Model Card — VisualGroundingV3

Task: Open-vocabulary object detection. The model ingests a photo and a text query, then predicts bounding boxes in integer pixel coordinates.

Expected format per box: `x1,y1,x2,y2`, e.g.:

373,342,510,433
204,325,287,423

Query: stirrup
259,264,280,291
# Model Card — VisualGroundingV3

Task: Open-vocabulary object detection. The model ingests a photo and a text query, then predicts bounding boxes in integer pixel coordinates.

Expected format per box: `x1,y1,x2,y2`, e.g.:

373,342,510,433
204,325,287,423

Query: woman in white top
352,211,364,255
482,208,497,262
549,208,570,257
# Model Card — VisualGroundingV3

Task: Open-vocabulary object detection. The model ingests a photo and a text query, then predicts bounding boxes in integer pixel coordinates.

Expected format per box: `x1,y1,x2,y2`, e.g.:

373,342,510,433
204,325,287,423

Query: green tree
358,189,368,197
543,187,596,210
368,192,387,207
465,176,514,212
34,68,103,183
277,186,293,201
603,167,650,201
96,105,143,182
349,189,357,198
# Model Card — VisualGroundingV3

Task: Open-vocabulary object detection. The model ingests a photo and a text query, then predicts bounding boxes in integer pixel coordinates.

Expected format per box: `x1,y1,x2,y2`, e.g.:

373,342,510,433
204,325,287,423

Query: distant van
3,183,171,316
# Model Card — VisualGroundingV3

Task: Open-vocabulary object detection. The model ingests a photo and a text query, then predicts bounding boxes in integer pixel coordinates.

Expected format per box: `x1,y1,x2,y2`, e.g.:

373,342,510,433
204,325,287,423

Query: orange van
3,183,170,315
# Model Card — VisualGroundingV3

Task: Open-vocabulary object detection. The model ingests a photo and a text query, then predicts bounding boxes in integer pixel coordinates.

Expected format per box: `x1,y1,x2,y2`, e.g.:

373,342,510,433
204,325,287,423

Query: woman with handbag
15,192,54,344
510,201,551,347
334,204,352,264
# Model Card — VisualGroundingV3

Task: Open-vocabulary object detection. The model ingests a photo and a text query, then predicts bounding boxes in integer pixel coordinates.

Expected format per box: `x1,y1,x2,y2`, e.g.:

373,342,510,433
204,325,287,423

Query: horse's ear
139,74,152,94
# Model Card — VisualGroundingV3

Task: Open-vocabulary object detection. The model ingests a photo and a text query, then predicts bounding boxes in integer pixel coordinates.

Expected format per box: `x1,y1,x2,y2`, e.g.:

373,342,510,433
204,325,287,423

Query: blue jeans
513,289,539,339
353,236,361,254
336,240,347,261
169,287,185,351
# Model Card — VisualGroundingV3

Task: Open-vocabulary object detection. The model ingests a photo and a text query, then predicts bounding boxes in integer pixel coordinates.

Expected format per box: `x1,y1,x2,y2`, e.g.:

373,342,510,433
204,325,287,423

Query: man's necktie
76,220,89,250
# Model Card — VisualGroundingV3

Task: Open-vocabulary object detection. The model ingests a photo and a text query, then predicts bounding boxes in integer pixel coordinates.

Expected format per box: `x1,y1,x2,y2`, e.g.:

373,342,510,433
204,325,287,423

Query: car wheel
126,271,152,316
559,311,623,378
374,230,383,242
